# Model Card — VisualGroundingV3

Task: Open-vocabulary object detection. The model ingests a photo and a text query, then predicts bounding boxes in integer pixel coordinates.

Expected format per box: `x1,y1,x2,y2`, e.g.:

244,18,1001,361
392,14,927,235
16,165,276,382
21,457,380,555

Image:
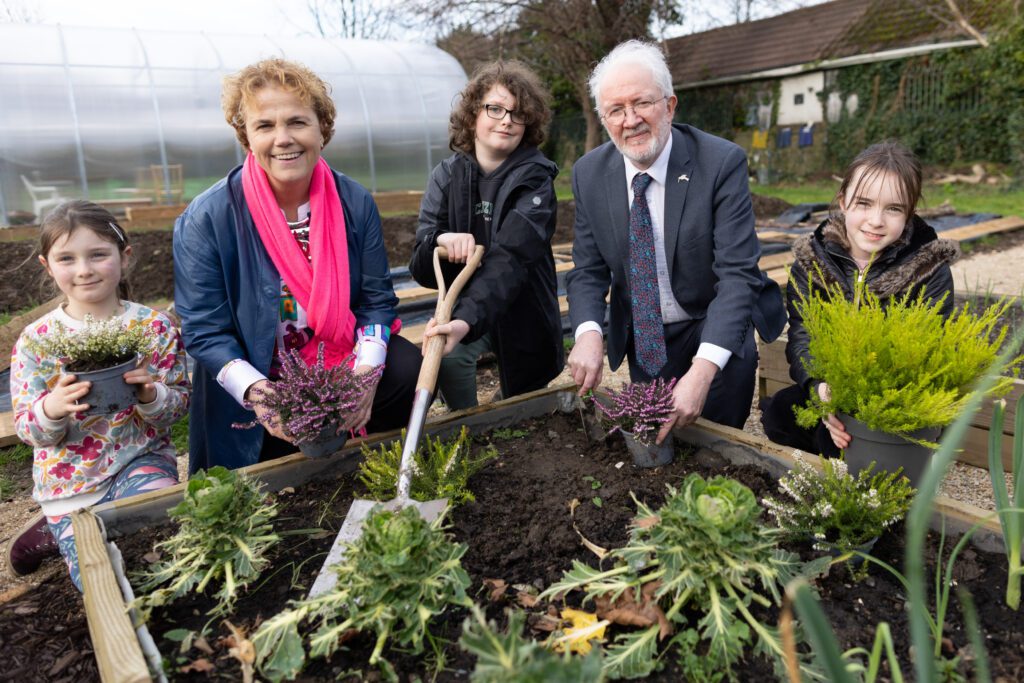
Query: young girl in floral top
7,200,190,589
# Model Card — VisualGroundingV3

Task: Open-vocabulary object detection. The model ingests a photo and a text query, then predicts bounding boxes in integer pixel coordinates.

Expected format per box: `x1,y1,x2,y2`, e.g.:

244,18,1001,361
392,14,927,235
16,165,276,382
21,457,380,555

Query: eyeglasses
482,103,526,125
601,97,668,126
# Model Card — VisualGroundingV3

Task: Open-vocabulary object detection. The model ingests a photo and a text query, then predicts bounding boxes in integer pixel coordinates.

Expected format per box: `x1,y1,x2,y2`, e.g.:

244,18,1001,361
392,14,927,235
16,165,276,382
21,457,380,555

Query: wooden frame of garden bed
70,383,1006,681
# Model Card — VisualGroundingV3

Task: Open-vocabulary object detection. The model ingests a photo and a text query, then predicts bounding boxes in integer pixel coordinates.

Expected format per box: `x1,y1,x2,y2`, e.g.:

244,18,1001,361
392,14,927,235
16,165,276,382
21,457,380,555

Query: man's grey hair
588,40,674,112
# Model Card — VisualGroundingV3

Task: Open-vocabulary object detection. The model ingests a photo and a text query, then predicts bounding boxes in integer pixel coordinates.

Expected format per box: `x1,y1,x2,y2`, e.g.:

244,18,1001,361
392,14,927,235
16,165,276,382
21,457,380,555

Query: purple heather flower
594,378,677,445
233,343,383,443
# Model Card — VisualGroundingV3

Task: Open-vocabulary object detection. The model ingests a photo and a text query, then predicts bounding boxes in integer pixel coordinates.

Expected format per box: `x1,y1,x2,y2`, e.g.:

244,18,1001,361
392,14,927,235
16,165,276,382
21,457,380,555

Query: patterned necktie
629,172,668,376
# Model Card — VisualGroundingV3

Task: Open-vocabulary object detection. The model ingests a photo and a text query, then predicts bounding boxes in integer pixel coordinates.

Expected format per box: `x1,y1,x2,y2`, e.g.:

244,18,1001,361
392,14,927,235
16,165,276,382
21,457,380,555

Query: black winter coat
409,146,564,398
786,214,960,389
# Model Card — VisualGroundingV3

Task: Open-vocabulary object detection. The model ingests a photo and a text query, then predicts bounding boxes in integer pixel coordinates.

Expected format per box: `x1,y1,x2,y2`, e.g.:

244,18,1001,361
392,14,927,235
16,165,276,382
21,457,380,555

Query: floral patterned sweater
11,302,190,515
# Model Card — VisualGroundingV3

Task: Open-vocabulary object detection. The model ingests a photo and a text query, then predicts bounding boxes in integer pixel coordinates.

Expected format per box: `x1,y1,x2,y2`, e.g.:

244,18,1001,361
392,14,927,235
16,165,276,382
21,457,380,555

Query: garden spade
308,244,485,598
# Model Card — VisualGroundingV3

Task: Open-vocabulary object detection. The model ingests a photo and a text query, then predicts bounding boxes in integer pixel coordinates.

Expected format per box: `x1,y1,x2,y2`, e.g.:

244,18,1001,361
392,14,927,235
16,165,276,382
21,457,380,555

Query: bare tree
305,0,400,39
0,0,42,23
410,0,682,151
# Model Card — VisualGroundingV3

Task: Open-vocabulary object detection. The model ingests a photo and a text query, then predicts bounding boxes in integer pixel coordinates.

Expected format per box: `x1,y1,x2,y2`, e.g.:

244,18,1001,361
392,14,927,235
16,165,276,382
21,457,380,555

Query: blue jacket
173,165,398,472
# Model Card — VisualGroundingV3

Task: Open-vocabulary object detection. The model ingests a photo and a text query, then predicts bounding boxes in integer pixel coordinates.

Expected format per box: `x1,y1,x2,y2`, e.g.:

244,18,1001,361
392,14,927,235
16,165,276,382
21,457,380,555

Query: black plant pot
621,430,674,468
75,357,138,417
298,426,348,458
839,413,940,489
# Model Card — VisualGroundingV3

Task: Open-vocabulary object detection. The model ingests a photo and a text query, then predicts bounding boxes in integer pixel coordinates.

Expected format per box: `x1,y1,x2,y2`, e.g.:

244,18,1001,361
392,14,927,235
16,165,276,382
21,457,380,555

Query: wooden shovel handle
416,245,485,393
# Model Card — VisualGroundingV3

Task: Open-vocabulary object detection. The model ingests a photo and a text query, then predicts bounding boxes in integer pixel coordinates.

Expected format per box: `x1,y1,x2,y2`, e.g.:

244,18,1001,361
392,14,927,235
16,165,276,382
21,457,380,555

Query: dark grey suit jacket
566,123,785,371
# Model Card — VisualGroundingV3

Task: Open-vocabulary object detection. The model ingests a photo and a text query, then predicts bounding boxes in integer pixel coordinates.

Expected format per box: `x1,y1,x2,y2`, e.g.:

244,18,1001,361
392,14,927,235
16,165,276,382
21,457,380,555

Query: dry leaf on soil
595,582,672,640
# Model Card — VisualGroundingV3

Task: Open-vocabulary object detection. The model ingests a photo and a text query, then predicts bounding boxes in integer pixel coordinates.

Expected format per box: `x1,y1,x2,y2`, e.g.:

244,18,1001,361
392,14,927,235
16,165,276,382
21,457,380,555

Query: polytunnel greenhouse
0,23,467,224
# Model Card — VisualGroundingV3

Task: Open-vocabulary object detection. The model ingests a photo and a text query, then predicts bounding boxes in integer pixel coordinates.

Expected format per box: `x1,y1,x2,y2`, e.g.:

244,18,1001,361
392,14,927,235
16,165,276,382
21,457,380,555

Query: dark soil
2,412,1022,682
0,195,777,316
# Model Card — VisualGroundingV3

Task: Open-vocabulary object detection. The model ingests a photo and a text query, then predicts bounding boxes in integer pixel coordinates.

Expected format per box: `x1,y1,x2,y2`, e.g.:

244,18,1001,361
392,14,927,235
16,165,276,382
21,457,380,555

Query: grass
753,179,1024,216
171,415,189,456
0,442,33,500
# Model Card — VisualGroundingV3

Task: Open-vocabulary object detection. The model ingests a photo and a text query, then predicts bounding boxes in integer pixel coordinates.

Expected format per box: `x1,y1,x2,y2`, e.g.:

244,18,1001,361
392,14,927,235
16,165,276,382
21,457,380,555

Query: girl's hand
340,364,381,434
436,233,476,263
123,367,158,404
422,318,470,355
817,382,851,449
42,373,91,420
246,380,293,443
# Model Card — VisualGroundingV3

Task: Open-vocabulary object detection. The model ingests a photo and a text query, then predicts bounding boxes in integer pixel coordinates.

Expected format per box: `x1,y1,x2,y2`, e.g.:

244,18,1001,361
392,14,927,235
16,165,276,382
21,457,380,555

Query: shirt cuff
135,382,169,417
217,359,267,408
574,321,603,340
355,324,390,368
695,343,732,371
33,396,69,431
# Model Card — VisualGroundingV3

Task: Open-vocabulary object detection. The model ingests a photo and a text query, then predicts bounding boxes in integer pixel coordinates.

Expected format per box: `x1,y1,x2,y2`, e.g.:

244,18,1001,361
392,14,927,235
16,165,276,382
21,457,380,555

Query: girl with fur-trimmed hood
760,140,960,457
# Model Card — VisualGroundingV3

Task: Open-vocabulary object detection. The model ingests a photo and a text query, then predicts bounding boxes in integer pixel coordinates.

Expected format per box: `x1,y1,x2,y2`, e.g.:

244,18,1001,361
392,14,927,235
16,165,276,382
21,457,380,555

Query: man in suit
566,40,784,440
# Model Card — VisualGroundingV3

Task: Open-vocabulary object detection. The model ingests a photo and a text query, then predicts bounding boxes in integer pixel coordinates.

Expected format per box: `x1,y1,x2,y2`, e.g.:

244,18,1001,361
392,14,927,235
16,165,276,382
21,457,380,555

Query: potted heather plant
27,315,153,415
794,278,1022,486
240,343,383,458
594,378,677,467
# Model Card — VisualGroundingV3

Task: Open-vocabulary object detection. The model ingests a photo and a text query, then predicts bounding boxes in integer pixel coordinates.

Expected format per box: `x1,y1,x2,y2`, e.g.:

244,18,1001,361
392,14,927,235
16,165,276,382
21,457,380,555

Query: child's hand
817,382,851,449
123,367,158,404
42,374,91,420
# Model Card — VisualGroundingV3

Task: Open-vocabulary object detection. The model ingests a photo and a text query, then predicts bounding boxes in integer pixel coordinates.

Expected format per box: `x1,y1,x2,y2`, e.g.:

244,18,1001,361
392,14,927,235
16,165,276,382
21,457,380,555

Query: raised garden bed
2,388,1021,681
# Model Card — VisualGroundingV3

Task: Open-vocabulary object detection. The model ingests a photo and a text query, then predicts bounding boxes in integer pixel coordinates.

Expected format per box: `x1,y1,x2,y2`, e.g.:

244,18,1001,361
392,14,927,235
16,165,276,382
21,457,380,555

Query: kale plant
28,315,153,372
594,378,677,445
541,474,819,680
132,466,279,618
764,456,914,555
358,426,497,505
794,278,1022,443
460,606,604,682
253,506,471,681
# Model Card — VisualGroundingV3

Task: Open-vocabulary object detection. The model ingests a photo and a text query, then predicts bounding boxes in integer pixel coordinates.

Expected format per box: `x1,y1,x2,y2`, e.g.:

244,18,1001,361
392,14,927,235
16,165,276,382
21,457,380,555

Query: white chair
21,175,68,221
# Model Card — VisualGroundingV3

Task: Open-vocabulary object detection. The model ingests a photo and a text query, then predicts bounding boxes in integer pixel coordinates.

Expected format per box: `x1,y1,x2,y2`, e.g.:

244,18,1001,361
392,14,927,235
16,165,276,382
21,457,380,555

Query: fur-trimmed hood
791,214,961,298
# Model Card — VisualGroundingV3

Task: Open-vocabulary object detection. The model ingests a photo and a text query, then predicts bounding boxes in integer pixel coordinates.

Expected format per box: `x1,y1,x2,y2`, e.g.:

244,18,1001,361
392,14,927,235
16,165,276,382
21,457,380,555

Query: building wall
777,72,825,126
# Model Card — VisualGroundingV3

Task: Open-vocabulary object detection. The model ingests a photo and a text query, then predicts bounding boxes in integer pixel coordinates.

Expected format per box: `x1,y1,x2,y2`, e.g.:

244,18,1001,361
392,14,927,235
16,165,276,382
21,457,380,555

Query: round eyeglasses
601,97,668,126
483,104,526,125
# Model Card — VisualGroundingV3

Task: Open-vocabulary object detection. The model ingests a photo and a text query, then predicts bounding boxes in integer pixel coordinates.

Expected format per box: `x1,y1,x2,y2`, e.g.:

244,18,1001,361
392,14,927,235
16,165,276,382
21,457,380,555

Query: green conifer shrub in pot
794,277,1022,487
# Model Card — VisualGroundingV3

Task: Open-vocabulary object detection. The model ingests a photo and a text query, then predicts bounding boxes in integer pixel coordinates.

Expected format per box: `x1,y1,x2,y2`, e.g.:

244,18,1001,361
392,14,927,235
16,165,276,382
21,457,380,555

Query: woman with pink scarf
173,59,419,471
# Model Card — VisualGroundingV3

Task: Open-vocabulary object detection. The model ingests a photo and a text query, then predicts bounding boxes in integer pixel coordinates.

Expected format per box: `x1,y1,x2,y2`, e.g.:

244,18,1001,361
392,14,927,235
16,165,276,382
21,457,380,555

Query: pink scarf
242,153,357,369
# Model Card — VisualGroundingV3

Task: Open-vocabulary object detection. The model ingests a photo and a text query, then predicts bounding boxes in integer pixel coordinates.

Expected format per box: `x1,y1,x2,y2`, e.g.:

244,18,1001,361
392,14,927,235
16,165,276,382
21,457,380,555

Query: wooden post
72,509,152,683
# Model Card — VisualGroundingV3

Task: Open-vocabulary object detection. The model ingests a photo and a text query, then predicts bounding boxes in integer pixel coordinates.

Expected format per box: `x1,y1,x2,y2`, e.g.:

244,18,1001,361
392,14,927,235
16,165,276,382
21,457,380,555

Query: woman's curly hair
449,60,551,155
222,58,336,150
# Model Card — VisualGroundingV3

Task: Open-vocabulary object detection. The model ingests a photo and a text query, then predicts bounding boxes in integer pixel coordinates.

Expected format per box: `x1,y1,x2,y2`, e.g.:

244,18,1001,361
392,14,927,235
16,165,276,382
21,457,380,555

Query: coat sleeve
173,207,251,377
453,172,557,341
409,161,452,288
350,189,398,328
784,262,815,390
11,332,67,448
136,318,191,429
916,264,955,319
698,146,764,353
566,162,612,330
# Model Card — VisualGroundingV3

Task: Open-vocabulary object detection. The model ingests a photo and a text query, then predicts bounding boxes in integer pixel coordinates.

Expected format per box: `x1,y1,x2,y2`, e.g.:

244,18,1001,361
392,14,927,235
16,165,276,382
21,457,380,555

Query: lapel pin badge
678,174,689,182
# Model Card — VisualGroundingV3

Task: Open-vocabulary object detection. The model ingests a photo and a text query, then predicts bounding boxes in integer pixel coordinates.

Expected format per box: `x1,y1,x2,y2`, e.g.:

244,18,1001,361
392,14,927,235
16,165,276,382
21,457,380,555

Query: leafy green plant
132,466,279,618
764,456,914,555
491,427,529,440
26,315,153,372
253,506,472,681
988,398,1024,609
358,426,496,505
459,606,604,682
541,474,820,680
794,276,1022,444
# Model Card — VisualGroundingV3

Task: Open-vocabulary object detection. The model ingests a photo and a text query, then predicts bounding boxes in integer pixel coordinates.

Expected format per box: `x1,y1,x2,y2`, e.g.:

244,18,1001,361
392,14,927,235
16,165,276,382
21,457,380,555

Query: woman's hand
123,366,158,404
42,374,91,420
341,364,382,434
246,380,293,443
422,318,470,355
818,382,850,449
436,233,476,263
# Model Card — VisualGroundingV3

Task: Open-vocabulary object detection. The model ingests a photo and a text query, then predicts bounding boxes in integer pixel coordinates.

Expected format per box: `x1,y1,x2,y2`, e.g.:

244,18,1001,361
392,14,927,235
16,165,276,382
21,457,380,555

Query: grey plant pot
819,535,879,568
76,356,139,416
839,412,940,489
621,430,674,468
298,426,348,458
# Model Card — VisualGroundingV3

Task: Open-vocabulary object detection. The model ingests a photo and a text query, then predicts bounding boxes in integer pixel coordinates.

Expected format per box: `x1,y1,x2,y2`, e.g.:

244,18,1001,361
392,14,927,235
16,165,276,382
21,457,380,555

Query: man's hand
340,364,382,434
655,359,718,444
246,379,292,443
436,233,476,263
817,382,850,449
422,318,471,356
567,330,604,395
123,366,158,404
42,373,91,420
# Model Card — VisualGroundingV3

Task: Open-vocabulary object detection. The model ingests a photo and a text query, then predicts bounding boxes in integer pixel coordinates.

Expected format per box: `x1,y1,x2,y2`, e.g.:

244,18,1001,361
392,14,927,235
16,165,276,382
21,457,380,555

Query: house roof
666,0,1000,88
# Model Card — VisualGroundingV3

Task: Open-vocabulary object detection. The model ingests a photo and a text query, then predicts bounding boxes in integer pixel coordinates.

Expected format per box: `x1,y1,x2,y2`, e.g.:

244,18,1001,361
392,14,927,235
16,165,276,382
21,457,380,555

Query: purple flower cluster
595,377,677,445
237,343,383,444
